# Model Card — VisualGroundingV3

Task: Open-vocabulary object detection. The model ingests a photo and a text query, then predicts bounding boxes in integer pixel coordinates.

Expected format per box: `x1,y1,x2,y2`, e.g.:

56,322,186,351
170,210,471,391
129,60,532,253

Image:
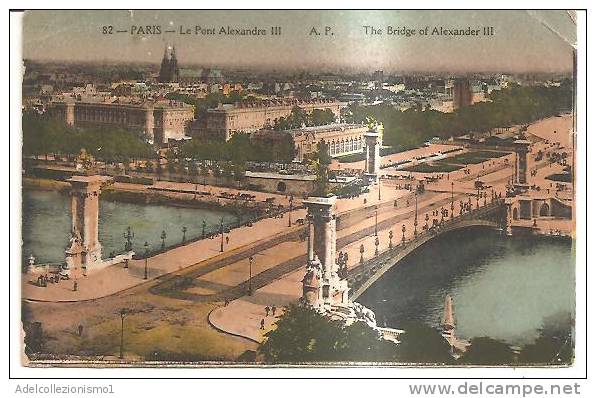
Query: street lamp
414,192,418,237
450,182,454,219
288,196,294,227
143,241,149,280
220,217,225,253
374,209,378,236
119,308,127,360
359,244,365,264
248,256,254,295
123,226,134,252
378,180,381,201
160,230,167,250
181,226,187,243
401,224,406,244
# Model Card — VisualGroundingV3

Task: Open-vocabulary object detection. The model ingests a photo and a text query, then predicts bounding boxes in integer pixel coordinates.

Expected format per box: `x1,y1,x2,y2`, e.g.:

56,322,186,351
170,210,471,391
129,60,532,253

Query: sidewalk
22,208,306,302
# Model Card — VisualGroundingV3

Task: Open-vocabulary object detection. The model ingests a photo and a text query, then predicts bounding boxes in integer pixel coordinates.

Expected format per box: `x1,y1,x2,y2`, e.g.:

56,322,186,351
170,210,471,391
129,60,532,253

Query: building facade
199,98,346,141
49,99,195,146
252,123,368,162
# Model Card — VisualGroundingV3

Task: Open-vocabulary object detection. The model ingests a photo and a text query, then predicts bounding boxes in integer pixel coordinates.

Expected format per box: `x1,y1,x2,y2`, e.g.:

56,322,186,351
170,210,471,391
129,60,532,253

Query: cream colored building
50,98,195,146
290,123,369,161
201,98,346,141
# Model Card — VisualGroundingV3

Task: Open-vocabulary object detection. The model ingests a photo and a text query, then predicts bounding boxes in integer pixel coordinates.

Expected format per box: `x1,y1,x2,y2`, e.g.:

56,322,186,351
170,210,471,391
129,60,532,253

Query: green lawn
402,163,462,173
445,151,510,165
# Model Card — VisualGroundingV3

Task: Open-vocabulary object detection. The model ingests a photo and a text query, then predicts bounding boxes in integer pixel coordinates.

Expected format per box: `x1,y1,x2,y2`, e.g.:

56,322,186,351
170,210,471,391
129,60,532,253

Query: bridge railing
347,198,505,293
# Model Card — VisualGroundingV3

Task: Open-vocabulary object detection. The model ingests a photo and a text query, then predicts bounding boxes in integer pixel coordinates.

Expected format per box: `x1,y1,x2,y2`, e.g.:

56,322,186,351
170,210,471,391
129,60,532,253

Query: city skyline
22,10,576,73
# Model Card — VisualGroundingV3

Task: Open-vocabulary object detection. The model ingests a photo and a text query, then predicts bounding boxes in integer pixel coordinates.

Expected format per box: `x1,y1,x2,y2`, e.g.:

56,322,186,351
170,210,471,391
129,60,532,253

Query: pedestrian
224,298,229,307
265,306,270,316
73,280,78,292
226,236,230,245
272,305,277,316
78,324,83,336
260,319,265,330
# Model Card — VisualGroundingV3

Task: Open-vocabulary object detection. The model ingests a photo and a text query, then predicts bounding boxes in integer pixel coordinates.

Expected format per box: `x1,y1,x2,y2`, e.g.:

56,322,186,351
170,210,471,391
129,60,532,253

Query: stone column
364,130,380,185
302,195,348,310
65,102,75,126
513,139,531,191
65,175,111,275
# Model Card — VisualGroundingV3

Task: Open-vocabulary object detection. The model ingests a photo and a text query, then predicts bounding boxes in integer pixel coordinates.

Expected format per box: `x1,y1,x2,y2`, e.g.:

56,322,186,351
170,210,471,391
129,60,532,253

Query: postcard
17,10,579,370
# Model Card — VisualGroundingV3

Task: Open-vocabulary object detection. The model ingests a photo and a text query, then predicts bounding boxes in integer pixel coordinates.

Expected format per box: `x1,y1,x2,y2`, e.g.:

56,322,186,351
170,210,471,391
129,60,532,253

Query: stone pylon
65,175,111,276
301,195,349,311
364,128,381,185
513,139,531,192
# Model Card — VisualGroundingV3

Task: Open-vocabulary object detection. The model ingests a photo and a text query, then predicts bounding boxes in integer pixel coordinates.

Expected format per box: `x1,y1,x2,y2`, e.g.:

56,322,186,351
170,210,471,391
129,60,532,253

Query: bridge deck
348,200,506,300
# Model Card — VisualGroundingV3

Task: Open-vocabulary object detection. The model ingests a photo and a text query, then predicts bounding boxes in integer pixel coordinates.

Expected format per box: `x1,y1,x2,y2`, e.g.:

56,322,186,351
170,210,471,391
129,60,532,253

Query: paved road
151,191,468,303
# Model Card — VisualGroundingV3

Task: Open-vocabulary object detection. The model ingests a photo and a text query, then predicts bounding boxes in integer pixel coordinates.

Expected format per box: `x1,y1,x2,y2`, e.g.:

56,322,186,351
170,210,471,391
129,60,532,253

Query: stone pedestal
65,175,111,276
364,130,380,185
301,195,349,311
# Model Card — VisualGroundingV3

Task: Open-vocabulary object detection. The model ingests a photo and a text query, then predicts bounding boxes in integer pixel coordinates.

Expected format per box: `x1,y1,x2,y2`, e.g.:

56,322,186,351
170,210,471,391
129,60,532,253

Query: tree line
22,112,153,163
260,305,574,365
273,106,336,130
179,133,296,164
346,82,573,148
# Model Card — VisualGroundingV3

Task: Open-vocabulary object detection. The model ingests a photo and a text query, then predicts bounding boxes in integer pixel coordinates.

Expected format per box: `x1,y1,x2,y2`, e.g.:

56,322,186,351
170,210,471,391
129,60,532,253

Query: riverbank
22,176,276,217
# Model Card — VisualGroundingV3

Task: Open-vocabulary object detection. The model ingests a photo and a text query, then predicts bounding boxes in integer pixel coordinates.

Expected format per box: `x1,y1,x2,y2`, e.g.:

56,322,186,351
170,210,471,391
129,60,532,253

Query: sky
22,10,577,73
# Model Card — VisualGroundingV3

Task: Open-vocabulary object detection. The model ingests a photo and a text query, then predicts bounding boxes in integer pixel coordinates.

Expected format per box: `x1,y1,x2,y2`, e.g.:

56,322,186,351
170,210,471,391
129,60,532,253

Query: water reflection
358,227,574,345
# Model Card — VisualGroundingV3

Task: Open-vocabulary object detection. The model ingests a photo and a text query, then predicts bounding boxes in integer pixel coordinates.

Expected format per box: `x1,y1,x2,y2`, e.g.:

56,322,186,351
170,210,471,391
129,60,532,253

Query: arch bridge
347,199,507,300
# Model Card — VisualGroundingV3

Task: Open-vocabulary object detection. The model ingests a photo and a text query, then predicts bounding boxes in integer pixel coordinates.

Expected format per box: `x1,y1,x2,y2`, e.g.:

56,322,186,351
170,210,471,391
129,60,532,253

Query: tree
458,337,515,365
310,108,336,126
518,312,574,365
395,321,454,364
259,305,400,363
309,140,332,196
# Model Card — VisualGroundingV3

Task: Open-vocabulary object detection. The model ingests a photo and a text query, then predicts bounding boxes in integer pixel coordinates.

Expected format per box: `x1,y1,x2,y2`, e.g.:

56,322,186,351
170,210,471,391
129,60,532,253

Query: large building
252,123,369,162
49,98,195,146
198,98,346,141
158,45,180,83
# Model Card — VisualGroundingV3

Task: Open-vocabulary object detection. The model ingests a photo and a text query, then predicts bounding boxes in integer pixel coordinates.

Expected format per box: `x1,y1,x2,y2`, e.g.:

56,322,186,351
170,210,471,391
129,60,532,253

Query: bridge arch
348,221,502,300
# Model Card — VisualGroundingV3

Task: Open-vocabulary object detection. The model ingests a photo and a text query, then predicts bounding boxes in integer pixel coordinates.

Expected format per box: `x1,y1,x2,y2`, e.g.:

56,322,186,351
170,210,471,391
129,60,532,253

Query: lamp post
181,226,187,243
450,182,454,219
123,226,134,252
160,230,167,250
248,256,254,296
401,224,406,245
378,180,381,201
143,241,149,280
288,196,293,227
119,308,127,360
374,209,378,237
220,217,224,253
359,244,365,264
414,192,418,237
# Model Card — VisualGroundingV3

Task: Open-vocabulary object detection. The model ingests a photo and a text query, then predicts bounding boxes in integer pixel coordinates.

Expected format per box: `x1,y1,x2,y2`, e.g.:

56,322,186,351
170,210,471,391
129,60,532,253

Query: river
22,189,243,265
358,227,575,345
